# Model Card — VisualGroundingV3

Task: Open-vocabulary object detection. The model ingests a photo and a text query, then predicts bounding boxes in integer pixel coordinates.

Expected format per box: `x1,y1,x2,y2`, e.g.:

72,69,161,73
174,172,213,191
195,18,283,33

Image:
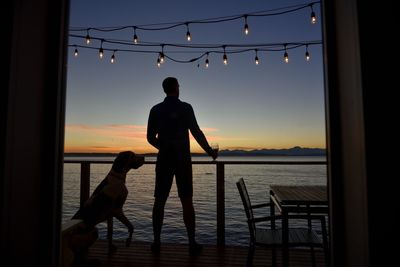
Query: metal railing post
216,162,225,246
80,162,90,208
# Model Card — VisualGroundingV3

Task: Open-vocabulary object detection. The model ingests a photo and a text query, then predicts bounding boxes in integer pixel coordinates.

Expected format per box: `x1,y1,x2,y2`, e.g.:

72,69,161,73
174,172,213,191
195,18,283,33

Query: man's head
162,77,179,96
112,151,144,173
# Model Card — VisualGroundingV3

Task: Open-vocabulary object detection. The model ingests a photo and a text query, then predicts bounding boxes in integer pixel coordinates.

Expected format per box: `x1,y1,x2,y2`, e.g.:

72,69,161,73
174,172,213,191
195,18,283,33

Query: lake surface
63,156,327,246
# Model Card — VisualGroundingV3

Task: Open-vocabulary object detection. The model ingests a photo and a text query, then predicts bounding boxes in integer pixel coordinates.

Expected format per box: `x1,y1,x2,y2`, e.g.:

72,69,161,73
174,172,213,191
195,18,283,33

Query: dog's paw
108,244,118,255
125,236,132,247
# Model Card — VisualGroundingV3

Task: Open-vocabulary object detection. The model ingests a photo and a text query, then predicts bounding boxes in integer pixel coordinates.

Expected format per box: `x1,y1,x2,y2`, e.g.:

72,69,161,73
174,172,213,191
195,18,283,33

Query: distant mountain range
64,146,325,157
218,146,325,156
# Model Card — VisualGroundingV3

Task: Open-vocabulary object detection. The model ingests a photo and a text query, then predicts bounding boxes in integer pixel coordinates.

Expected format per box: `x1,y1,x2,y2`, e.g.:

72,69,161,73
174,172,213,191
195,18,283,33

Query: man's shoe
151,242,161,254
189,242,203,256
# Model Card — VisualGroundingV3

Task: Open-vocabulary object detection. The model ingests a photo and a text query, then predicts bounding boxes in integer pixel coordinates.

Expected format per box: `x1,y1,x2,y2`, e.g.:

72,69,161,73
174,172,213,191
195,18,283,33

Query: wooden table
269,185,329,267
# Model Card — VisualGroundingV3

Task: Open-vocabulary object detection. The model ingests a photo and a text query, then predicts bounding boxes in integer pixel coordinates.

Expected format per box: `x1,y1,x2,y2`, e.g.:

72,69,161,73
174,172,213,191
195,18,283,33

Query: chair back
236,178,256,242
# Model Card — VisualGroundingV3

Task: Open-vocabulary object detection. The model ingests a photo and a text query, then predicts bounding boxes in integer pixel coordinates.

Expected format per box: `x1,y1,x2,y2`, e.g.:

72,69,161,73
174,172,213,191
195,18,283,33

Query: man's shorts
154,154,193,199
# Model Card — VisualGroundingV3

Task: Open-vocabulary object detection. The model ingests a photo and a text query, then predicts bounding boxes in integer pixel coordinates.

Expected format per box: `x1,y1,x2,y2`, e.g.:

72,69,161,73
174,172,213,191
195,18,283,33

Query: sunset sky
65,0,326,154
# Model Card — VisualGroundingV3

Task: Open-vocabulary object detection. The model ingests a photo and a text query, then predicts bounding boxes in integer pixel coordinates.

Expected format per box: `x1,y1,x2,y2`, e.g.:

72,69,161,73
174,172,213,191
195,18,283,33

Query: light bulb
244,16,249,35
186,31,191,41
111,54,115,63
284,51,289,63
133,34,138,44
160,53,164,64
99,47,104,59
74,48,78,57
244,24,249,35
205,58,209,68
311,11,317,24
223,54,228,65
305,51,310,61
255,56,259,65
85,34,91,45
157,58,161,68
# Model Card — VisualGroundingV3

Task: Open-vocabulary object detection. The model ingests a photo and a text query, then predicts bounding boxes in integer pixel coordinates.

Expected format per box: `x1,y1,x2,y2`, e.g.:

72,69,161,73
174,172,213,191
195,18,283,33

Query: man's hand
210,149,218,160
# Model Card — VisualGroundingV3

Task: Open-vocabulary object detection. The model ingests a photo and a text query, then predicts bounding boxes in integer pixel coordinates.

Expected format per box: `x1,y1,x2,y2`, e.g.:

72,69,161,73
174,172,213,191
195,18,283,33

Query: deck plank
86,240,326,266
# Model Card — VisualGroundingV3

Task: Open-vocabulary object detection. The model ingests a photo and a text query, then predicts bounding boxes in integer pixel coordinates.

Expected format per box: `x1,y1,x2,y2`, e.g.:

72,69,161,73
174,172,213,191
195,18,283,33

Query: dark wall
357,1,396,266
1,0,69,266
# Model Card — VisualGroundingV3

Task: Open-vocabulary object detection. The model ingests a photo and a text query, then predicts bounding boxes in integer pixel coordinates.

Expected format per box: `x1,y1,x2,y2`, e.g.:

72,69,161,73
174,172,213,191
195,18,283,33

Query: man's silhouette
147,77,218,255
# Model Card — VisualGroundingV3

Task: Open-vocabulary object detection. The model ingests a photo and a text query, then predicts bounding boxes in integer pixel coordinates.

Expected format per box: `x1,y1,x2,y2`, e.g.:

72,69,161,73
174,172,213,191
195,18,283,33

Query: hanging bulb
85,31,91,45
99,47,104,59
254,50,259,65
157,57,161,68
159,45,165,63
159,53,165,64
244,16,249,35
205,53,210,68
222,46,228,65
133,27,138,44
186,23,191,41
310,6,317,24
74,47,78,57
305,45,310,61
99,40,104,59
311,11,316,24
223,54,228,65
284,45,289,63
111,52,115,64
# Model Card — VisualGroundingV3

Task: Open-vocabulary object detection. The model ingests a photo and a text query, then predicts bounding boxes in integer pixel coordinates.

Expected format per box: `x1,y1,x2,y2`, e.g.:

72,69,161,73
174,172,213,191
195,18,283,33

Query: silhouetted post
80,162,90,208
107,217,113,248
216,162,225,246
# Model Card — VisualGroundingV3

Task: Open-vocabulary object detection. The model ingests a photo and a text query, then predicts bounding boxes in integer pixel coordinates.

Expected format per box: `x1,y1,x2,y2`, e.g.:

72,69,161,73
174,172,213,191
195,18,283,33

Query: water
62,156,327,246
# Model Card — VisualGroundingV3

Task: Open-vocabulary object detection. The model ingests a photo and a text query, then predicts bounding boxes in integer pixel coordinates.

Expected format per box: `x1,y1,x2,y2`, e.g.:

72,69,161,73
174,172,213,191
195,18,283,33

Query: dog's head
112,151,144,173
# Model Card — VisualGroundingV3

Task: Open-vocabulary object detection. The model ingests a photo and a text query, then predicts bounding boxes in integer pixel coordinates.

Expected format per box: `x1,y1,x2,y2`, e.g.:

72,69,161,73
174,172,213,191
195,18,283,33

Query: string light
69,40,321,66
159,45,165,63
244,15,249,35
223,46,228,65
133,26,138,44
157,57,161,68
284,44,289,63
85,30,91,45
99,40,104,59
186,23,191,41
74,46,79,57
70,1,321,38
110,51,116,63
305,45,310,61
254,49,259,65
310,4,317,24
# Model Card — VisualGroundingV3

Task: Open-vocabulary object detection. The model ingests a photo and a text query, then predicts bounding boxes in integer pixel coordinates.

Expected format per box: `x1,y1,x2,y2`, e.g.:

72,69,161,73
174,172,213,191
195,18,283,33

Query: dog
69,151,144,260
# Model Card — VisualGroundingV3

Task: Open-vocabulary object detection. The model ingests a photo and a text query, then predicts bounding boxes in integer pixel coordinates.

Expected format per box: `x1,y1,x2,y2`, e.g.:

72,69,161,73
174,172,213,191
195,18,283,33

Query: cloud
66,124,147,140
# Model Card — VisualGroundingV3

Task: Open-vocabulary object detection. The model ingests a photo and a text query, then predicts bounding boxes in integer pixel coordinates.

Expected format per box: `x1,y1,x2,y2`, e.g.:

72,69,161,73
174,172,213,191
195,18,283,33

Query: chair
236,178,328,267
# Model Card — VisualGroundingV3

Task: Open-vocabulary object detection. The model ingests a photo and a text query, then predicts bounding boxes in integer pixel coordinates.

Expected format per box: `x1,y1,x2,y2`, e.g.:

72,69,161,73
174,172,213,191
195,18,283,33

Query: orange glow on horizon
64,123,326,154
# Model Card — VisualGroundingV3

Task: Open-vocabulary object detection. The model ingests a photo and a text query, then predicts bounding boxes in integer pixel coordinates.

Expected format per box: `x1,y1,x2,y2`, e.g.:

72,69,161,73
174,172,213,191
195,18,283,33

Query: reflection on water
63,156,326,246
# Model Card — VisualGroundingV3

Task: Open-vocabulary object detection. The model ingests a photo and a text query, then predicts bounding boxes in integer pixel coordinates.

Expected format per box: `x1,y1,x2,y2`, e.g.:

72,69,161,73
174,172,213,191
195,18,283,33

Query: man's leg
180,196,203,255
152,197,167,252
180,196,196,244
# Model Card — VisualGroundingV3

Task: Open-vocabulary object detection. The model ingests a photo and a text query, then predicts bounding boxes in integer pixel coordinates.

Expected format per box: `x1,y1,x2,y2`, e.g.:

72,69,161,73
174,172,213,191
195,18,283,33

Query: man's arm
147,107,160,149
187,105,217,159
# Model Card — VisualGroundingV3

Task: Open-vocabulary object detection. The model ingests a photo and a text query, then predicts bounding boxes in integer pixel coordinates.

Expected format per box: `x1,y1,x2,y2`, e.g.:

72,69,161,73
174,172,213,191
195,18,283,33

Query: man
147,77,218,255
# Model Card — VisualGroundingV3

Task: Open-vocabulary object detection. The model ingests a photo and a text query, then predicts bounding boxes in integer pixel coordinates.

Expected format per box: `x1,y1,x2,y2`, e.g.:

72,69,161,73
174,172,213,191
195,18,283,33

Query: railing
64,159,327,246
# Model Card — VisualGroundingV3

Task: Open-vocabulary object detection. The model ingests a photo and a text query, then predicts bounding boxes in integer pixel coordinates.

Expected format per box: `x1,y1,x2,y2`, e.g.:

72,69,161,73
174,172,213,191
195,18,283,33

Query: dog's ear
112,151,134,172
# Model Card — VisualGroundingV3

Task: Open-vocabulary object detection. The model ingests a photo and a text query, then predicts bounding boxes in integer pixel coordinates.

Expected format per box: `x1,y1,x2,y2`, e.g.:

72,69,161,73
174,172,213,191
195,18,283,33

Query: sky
65,0,326,154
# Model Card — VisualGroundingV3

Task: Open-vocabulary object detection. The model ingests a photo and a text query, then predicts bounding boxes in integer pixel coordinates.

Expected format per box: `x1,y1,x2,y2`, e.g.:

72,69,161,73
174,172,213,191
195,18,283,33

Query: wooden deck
86,240,326,266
